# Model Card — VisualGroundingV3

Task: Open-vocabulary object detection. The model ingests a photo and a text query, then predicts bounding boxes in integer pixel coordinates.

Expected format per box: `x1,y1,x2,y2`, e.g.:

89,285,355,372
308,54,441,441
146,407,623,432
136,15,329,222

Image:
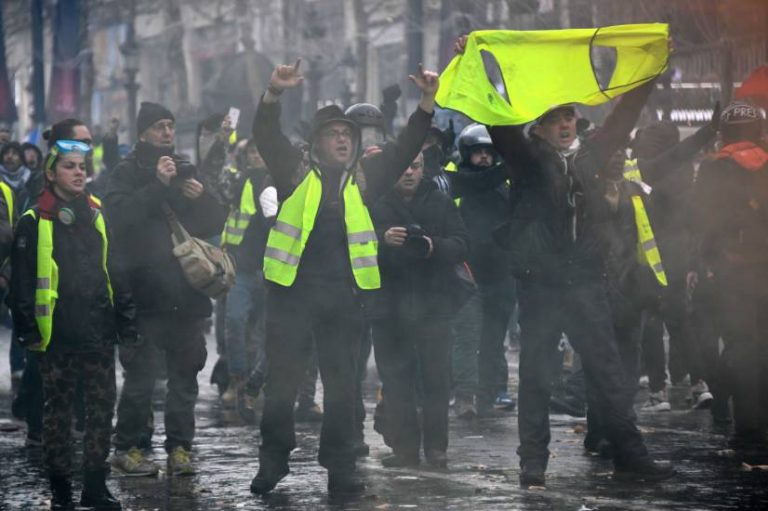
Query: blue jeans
224,270,266,378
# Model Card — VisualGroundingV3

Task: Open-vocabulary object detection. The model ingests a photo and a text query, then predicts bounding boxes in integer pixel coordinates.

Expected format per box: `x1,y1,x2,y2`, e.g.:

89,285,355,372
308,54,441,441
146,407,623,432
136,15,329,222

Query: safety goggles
46,140,91,170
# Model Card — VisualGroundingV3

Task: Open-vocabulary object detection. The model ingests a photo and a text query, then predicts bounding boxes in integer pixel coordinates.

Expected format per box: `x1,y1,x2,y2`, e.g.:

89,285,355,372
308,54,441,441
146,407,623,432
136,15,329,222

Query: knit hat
137,101,175,136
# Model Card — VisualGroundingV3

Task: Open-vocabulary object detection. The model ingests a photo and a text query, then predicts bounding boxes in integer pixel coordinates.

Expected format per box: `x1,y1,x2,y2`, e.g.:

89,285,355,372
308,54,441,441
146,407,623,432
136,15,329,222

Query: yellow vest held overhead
623,160,667,287
25,202,114,352
222,178,257,247
436,24,669,125
263,169,380,290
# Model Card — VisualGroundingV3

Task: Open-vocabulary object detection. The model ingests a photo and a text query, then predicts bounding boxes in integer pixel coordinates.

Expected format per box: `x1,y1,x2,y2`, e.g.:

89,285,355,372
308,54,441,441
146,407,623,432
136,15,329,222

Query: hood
714,141,768,172
309,105,361,171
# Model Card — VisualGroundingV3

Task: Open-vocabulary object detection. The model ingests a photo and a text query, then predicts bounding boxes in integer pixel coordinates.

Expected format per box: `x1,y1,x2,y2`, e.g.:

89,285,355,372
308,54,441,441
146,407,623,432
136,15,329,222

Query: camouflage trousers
38,349,116,476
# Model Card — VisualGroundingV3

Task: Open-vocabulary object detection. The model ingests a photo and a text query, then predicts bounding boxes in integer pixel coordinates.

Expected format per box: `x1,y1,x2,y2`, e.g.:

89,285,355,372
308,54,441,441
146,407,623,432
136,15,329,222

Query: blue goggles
46,140,91,170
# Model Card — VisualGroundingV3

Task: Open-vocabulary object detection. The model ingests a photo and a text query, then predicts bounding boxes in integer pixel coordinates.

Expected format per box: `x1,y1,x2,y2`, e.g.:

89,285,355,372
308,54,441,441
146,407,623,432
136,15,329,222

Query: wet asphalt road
2,327,768,511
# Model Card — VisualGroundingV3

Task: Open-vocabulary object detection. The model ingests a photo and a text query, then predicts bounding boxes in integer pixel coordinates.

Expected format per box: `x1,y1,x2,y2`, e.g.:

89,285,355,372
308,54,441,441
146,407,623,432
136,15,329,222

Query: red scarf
37,188,100,220
714,141,768,172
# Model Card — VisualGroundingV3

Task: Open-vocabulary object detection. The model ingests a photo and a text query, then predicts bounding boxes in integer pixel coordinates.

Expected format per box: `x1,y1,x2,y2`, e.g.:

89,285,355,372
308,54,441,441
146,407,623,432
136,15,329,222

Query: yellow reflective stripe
0,182,14,225
348,230,377,244
623,159,642,182
351,255,378,269
264,246,300,266
36,277,51,289
273,220,302,240
631,195,667,287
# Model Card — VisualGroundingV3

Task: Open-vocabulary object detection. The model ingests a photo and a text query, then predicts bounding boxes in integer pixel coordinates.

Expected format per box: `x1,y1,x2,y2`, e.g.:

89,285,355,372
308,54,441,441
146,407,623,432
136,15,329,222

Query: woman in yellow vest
249,59,439,495
10,140,137,511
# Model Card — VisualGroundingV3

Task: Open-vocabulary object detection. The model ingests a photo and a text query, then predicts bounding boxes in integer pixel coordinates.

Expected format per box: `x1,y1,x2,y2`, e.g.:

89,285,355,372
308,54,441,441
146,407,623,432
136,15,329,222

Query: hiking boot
381,452,419,468
49,474,74,510
250,459,289,494
167,446,195,476
110,447,159,477
327,470,366,495
424,449,448,469
221,375,245,408
80,469,121,510
613,458,676,483
494,391,517,411
641,390,671,412
295,403,323,423
454,396,477,420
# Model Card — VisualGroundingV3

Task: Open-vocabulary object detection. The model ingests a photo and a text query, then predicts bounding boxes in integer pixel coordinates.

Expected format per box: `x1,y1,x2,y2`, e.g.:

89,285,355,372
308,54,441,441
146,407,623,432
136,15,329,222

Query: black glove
382,84,402,103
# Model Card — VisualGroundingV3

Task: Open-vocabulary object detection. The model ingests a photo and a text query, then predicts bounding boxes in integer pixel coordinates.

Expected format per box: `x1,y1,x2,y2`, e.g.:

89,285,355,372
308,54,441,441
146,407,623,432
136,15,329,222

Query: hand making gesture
409,63,440,113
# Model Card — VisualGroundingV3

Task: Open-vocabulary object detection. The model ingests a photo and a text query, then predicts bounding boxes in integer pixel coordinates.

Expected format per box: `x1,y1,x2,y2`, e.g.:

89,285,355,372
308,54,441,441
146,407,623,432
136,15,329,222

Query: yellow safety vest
263,169,380,290
222,178,257,246
623,160,667,287
93,144,104,175
25,198,114,352
436,24,669,125
0,181,14,225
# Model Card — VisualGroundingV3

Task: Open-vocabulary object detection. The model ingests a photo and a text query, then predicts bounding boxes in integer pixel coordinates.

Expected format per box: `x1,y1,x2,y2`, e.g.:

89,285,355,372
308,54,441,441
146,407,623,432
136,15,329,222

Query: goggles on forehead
46,140,92,171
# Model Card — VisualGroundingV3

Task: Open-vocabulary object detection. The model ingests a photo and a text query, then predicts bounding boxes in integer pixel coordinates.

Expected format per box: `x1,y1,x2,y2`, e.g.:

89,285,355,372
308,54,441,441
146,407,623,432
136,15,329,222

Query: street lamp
120,24,140,144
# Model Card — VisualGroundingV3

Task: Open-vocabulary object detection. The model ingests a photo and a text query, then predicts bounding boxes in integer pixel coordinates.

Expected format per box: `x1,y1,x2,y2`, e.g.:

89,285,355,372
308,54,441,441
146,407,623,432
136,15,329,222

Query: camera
171,157,196,182
403,224,430,258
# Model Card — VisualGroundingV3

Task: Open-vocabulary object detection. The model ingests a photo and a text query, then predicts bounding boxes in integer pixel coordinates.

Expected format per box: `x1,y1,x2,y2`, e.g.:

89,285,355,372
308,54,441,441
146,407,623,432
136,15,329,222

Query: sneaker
641,390,671,412
250,459,289,494
689,380,714,410
519,459,547,489
295,403,323,423
111,447,159,477
454,397,477,420
494,392,517,411
613,458,676,483
167,446,195,476
221,375,245,408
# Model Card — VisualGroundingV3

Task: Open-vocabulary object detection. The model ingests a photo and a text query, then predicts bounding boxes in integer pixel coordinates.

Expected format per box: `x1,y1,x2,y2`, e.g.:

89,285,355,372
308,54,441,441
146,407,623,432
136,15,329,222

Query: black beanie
137,101,175,136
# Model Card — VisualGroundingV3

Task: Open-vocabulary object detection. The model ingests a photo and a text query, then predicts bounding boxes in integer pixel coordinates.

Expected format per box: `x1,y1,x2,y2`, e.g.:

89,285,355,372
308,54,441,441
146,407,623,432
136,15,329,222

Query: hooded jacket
103,141,228,316
252,97,432,288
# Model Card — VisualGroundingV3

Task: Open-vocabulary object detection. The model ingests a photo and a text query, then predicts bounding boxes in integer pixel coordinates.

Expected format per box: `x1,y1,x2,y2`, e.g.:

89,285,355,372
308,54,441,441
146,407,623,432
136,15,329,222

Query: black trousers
372,316,452,457
114,314,207,453
516,278,648,470
477,277,516,404
719,285,768,435
259,283,362,472
38,349,116,476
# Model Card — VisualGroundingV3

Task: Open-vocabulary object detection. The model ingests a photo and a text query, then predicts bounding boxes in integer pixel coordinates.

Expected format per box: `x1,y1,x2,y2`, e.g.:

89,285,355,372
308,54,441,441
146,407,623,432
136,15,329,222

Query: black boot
613,457,676,483
49,474,74,510
519,459,547,489
327,470,366,494
80,469,122,510
250,458,289,495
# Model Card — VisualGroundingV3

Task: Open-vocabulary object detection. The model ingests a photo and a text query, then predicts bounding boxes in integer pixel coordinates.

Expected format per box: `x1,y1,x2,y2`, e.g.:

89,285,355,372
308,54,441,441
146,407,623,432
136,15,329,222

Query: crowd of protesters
1,33,767,511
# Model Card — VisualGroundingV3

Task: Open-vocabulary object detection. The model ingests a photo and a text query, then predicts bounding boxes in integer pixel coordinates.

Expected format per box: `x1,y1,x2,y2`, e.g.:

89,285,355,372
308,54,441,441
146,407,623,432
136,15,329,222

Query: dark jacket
636,123,716,281
252,98,432,288
10,191,137,352
103,141,228,316
371,180,469,319
489,81,655,284
691,141,768,293
451,161,511,284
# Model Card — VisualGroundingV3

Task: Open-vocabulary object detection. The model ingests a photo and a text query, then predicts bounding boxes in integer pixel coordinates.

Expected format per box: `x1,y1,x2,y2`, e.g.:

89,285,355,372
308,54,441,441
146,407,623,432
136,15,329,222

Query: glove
382,84,402,103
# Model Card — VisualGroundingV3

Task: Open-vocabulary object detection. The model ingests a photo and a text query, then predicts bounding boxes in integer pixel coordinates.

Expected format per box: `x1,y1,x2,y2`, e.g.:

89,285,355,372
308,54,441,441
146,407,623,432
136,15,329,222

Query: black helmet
457,123,493,163
345,103,384,130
